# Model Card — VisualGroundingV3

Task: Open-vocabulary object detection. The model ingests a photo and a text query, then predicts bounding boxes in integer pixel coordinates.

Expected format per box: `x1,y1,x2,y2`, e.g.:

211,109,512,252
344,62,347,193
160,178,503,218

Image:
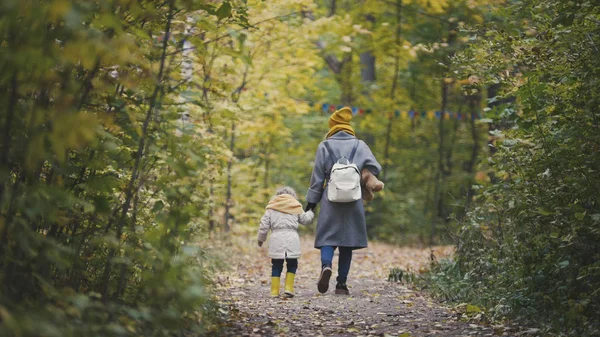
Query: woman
305,107,382,295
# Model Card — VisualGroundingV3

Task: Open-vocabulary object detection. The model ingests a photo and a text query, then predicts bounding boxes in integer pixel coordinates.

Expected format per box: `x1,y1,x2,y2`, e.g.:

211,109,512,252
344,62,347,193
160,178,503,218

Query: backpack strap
323,141,337,180
348,140,359,162
323,141,337,164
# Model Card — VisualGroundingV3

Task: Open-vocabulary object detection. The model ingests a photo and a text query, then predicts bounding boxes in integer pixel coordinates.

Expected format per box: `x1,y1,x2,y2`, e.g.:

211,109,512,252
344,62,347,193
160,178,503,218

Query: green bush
417,1,600,335
0,1,247,335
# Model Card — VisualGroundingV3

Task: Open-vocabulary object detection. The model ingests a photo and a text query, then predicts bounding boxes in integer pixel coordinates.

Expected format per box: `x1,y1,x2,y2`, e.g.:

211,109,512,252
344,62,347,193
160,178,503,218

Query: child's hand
306,210,315,224
258,240,263,247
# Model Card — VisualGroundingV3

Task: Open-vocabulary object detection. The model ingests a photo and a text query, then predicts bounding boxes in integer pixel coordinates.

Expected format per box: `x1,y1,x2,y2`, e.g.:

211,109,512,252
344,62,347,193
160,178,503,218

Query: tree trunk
335,53,354,105
328,0,336,17
429,21,458,245
359,14,376,82
264,156,270,189
76,58,101,110
382,0,402,181
101,0,175,300
208,181,215,231
359,52,376,82
430,79,449,245
463,92,482,213
224,121,235,232
0,71,18,246
0,71,17,168
444,104,463,175
113,183,142,300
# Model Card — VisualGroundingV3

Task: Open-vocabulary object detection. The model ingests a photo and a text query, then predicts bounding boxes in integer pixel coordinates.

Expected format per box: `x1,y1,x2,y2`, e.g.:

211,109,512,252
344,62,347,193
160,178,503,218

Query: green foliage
177,0,503,248
5,0,597,334
298,0,500,244
0,0,250,335
388,267,418,284
411,258,496,308
418,0,600,335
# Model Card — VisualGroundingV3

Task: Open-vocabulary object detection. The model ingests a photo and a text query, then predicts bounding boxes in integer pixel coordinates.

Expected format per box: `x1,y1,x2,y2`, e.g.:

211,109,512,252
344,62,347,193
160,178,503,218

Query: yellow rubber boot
270,277,280,297
284,272,295,298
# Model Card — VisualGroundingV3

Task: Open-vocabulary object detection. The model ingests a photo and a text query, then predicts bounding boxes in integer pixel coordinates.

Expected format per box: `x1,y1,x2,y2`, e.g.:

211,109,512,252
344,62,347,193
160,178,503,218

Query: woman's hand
258,240,263,247
305,202,317,212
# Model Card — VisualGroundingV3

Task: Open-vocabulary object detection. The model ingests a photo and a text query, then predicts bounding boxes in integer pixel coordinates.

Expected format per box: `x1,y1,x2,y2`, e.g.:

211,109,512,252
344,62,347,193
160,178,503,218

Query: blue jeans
320,246,353,284
272,258,298,277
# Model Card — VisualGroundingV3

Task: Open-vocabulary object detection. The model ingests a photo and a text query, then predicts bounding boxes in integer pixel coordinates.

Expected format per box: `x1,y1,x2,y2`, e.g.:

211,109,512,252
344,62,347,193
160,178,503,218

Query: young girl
257,186,314,298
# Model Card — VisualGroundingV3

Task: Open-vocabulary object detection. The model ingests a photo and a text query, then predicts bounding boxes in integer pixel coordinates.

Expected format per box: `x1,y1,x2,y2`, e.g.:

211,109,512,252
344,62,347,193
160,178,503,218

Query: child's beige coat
257,209,314,259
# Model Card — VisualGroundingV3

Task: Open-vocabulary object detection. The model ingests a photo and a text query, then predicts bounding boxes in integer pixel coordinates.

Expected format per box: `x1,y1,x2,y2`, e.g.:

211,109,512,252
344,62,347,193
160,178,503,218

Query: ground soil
213,233,522,337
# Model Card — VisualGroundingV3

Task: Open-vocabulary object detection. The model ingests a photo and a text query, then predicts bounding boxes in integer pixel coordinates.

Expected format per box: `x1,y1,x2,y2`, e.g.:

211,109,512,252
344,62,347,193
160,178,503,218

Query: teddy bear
361,169,384,201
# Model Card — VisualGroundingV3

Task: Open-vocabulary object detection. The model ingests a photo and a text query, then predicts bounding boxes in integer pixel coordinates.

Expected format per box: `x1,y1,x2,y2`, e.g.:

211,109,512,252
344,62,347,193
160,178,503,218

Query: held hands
305,202,317,212
258,240,263,247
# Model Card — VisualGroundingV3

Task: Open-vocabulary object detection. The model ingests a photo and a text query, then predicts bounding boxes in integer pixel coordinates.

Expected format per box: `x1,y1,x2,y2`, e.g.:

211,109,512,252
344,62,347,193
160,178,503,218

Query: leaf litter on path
210,232,520,336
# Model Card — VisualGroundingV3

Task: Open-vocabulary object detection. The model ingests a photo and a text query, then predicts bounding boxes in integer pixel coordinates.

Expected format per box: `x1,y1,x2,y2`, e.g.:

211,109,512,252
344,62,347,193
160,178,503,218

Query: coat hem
268,254,301,259
313,244,367,250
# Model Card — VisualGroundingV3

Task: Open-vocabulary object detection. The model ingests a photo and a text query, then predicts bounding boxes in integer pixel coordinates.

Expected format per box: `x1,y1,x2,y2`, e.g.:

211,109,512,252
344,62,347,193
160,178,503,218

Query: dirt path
213,234,514,337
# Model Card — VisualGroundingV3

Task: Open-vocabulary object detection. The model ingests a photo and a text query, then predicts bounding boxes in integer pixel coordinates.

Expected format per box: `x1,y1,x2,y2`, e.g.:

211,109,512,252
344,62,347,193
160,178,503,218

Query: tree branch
382,0,451,24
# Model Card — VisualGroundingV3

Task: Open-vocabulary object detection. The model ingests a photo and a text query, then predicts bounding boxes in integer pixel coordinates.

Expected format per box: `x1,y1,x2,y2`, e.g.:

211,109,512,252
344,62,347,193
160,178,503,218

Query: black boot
335,282,349,295
317,265,332,294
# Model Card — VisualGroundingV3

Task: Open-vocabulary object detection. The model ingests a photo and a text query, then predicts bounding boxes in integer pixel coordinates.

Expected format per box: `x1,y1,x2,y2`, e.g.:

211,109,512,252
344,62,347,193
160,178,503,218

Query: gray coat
306,132,382,249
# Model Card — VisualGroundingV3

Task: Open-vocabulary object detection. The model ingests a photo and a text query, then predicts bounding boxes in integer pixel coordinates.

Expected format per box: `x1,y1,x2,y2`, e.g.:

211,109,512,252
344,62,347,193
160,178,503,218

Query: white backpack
324,140,361,203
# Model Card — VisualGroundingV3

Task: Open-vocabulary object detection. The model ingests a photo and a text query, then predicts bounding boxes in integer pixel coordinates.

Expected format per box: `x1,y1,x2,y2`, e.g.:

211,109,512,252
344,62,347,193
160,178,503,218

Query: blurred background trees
228,0,504,245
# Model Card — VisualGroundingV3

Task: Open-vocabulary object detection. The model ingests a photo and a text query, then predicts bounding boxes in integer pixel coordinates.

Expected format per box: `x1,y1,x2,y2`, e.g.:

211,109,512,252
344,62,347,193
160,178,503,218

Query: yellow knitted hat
327,107,355,138
329,107,353,128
